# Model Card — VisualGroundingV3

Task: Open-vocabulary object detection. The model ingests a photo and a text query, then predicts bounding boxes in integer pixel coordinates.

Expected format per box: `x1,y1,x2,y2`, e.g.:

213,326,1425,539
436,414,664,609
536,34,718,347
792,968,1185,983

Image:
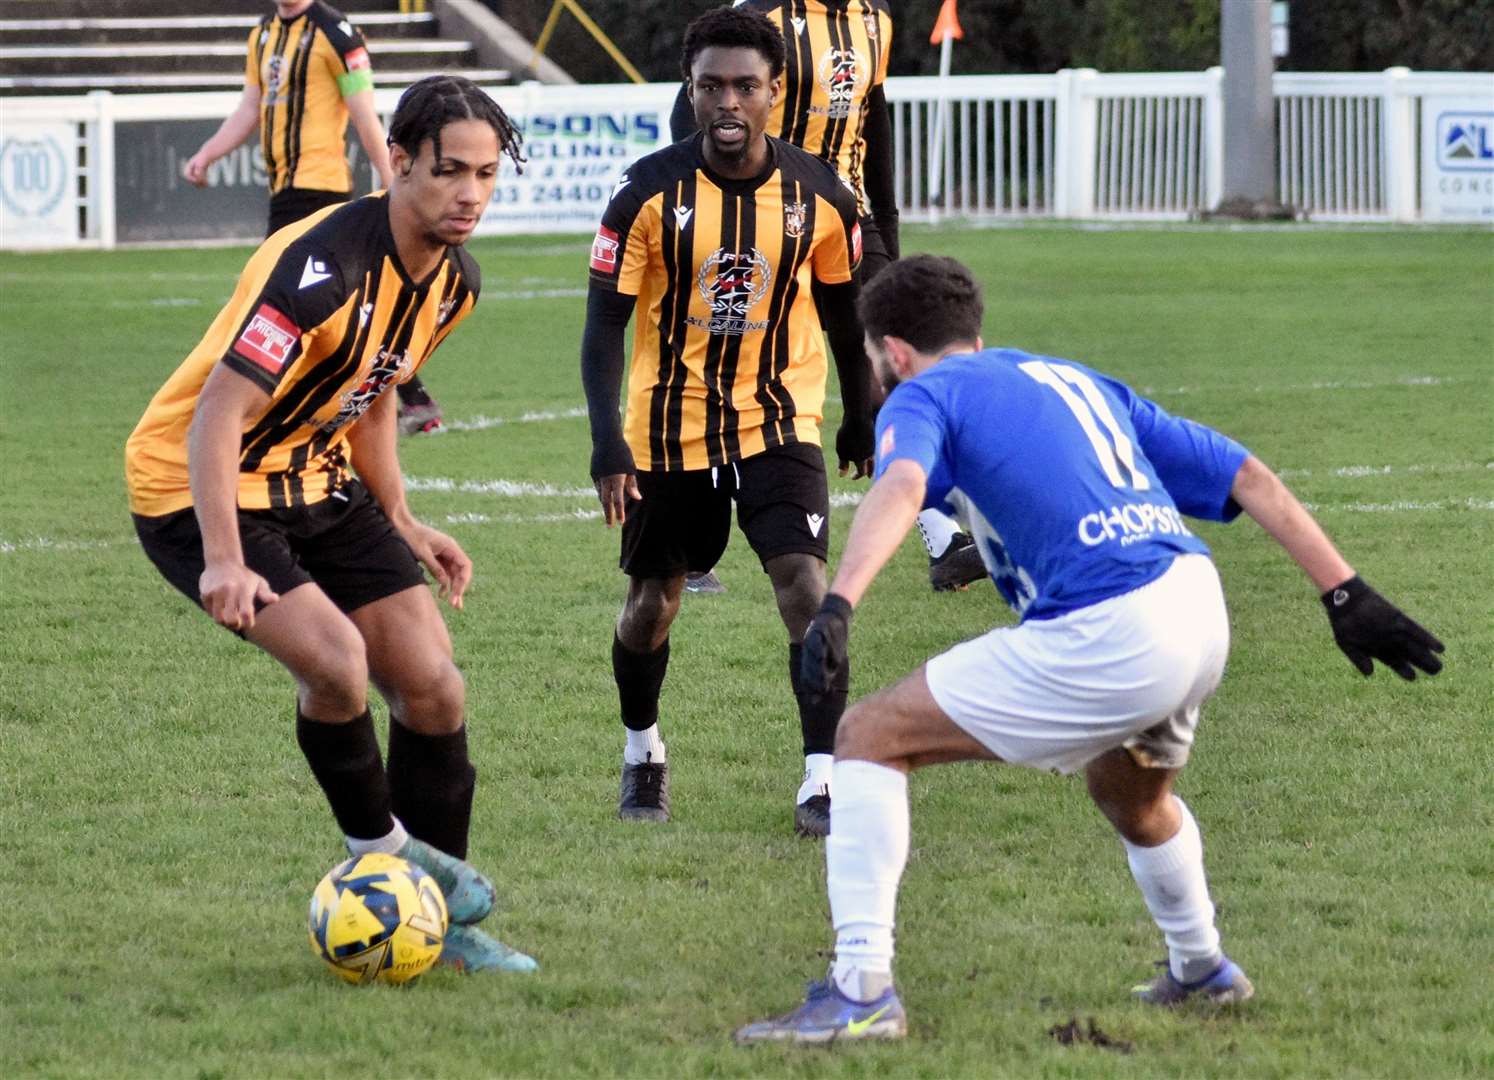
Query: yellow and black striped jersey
589,135,862,472
737,0,893,216
126,194,479,517
247,0,375,195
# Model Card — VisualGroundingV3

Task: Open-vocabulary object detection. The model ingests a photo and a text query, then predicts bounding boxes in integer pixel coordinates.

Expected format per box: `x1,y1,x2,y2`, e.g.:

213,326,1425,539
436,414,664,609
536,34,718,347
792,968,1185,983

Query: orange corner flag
930,0,964,44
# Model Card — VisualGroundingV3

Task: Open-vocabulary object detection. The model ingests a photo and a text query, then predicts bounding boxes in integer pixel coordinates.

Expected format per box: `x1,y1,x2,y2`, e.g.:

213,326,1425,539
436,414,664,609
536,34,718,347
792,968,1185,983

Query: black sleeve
861,85,899,262
580,284,637,478
220,241,349,394
669,83,697,142
815,278,873,422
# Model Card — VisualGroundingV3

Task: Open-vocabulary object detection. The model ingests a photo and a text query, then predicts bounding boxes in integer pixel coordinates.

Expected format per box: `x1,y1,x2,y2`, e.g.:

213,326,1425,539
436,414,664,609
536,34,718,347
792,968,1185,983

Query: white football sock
346,817,409,856
827,759,909,1000
1121,797,1223,983
915,509,961,558
796,752,834,804
623,724,666,765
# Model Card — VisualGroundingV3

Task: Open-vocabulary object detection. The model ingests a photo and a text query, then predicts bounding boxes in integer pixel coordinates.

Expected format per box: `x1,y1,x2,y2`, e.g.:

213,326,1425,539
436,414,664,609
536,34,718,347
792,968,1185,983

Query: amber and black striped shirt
126,194,478,516
247,0,375,195
588,135,862,472
736,0,893,217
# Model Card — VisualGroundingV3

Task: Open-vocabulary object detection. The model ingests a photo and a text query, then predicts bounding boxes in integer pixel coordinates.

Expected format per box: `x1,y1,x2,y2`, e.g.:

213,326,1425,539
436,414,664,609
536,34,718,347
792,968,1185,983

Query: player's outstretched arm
801,458,926,698
580,285,640,526
1229,454,1444,679
188,365,280,629
348,386,471,607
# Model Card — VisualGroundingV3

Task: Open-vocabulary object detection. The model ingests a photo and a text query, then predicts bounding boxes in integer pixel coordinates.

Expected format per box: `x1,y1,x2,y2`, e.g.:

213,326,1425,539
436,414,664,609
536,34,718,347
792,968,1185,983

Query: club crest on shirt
863,10,880,39
784,200,808,239
692,247,772,335
816,49,867,120
264,54,287,106
437,295,459,325
322,347,411,433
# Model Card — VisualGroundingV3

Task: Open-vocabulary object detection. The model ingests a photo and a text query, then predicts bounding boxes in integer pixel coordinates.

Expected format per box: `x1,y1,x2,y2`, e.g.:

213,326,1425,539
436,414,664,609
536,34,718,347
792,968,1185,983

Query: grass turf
1,222,1491,1078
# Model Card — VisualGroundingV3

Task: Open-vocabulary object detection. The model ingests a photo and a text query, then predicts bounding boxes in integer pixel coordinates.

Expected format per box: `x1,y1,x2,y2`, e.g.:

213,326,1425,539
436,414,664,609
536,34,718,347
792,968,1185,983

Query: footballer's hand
403,523,473,609
182,152,211,187
836,416,876,480
199,561,279,631
801,593,854,701
1322,575,1444,680
595,472,641,528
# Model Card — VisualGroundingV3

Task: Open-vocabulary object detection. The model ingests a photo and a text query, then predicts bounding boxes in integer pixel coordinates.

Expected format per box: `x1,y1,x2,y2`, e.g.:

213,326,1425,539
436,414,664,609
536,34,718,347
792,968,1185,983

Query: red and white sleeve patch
879,424,896,459
235,303,301,376
345,47,370,72
850,221,863,265
589,225,620,273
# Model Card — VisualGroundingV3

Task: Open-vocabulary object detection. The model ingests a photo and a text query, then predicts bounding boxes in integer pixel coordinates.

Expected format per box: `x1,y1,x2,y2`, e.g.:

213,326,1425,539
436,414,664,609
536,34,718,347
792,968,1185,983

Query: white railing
1,68,1489,249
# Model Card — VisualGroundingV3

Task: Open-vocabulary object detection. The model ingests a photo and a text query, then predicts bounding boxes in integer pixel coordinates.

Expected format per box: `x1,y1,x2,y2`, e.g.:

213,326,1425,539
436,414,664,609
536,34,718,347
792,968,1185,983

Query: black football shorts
619,441,831,578
134,480,426,622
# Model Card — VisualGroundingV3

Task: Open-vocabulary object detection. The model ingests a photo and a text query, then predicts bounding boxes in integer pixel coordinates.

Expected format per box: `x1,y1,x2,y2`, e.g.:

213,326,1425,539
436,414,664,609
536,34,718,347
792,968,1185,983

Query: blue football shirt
874,348,1250,621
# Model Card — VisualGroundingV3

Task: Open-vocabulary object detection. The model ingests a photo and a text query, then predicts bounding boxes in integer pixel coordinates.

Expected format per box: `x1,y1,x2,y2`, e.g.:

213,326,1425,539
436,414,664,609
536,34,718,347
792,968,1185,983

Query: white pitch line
1275,461,1492,480
439,406,588,433
406,476,595,498
1139,375,1464,397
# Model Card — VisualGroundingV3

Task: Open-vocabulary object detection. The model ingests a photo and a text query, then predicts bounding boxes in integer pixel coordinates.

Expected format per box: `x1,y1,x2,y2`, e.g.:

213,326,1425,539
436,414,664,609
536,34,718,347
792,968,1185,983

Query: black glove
589,436,635,482
836,414,875,478
1321,575,1444,680
801,593,854,701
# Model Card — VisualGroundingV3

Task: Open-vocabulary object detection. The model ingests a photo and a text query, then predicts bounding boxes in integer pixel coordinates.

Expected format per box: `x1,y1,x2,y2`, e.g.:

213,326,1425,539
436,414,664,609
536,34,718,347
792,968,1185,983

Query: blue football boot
1132,955,1254,1006
735,978,907,1044
438,924,538,974
394,837,496,926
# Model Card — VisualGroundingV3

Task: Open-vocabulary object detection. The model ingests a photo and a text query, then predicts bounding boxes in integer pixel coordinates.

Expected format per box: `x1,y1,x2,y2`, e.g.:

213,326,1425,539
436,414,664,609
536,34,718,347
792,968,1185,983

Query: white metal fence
1,68,1489,249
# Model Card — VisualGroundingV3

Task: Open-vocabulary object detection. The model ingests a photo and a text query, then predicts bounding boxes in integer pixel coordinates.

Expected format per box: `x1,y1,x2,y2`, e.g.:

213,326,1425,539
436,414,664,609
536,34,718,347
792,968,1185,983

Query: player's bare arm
346,386,471,608
1228,453,1443,679
183,82,262,187
344,89,393,189
186,364,280,629
801,458,926,701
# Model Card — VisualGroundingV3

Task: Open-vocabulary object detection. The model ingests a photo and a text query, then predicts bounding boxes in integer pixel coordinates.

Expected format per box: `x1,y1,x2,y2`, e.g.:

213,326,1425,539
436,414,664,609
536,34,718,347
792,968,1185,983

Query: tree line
485,0,1491,84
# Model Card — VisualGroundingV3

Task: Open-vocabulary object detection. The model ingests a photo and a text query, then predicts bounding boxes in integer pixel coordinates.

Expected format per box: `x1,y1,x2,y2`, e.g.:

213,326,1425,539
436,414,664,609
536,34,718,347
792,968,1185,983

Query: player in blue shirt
735,255,1444,1043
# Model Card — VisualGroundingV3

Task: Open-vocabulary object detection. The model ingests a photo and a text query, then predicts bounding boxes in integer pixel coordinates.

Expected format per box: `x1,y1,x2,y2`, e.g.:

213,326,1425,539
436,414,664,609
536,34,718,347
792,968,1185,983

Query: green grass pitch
1,222,1491,1078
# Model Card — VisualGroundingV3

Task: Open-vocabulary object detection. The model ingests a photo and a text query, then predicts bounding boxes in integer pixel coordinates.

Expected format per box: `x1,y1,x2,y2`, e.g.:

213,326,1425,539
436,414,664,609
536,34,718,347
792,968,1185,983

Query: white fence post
1204,65,1224,210
1053,67,1099,218
89,90,117,249
1381,67,1417,222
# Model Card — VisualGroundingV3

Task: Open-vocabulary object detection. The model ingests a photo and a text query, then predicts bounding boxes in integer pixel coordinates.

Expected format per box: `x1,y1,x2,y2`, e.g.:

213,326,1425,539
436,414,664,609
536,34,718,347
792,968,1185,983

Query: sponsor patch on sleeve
879,424,896,459
590,225,620,273
234,303,301,376
344,46,370,71
850,221,863,265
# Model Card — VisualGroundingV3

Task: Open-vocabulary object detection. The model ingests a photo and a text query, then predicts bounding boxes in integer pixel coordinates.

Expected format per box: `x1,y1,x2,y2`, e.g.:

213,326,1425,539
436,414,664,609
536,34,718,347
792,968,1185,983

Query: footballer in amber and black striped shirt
581,6,878,837
124,80,540,972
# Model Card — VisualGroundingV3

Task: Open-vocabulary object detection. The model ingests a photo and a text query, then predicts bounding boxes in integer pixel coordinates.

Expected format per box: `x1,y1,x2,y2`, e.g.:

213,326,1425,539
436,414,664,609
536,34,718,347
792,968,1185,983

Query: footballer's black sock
387,717,476,860
295,707,395,841
791,642,848,756
395,376,434,408
613,633,670,732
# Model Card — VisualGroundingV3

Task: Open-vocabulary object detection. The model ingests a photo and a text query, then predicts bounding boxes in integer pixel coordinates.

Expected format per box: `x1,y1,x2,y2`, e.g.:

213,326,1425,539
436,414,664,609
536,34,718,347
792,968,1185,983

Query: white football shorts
925,553,1229,774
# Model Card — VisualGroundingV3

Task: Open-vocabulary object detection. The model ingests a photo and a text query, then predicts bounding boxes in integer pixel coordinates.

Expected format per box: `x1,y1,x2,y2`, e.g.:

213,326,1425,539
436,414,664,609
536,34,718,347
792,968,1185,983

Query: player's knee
391,657,466,734
833,701,881,761
620,582,679,646
294,623,368,715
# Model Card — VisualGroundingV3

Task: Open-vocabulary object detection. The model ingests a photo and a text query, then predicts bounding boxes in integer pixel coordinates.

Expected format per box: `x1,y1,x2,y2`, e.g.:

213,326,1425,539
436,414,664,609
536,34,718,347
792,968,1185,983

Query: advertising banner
1421,95,1494,223
114,120,375,243
0,120,80,249
475,84,675,237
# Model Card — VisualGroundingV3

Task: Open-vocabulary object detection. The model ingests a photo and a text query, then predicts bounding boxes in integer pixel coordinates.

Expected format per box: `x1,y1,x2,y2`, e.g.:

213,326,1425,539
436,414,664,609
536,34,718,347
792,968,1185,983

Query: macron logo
791,17,807,35
299,256,332,290
806,513,825,538
674,206,694,230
